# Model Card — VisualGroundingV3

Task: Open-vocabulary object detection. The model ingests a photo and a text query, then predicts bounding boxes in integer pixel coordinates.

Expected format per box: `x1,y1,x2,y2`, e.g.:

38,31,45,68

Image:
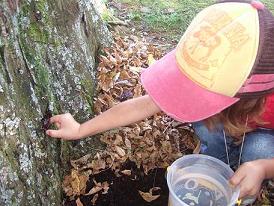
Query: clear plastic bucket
167,154,240,206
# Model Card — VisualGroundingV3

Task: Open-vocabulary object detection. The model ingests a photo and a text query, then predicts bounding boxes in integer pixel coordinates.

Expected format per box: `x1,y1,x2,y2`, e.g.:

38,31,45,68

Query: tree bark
0,0,111,205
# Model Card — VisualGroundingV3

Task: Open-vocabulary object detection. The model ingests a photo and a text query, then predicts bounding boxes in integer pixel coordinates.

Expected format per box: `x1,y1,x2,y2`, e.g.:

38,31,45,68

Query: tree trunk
0,0,111,205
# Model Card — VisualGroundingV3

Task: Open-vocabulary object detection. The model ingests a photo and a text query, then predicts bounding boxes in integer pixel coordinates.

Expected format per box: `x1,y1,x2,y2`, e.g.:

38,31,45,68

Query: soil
64,161,169,206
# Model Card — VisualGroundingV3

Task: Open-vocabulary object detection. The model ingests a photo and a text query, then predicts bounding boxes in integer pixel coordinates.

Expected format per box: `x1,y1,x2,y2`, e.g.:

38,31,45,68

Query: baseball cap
141,0,274,122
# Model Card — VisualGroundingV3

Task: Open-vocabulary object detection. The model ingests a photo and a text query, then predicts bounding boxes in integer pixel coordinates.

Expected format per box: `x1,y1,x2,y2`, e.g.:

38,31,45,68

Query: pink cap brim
141,50,239,122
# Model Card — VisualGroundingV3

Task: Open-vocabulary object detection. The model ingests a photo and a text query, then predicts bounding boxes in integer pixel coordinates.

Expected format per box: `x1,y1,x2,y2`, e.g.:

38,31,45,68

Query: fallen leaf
102,181,110,194
121,169,131,176
66,170,88,196
91,153,107,173
148,54,156,65
124,137,131,150
120,70,131,79
115,146,126,157
91,194,99,205
70,154,92,170
133,84,142,98
62,175,74,197
138,187,160,202
76,198,84,206
129,66,142,74
70,170,81,194
85,179,103,196
114,134,123,145
85,185,102,196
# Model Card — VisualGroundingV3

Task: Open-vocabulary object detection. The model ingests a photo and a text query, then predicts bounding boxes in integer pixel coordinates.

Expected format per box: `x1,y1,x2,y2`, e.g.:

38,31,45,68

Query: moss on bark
0,0,112,205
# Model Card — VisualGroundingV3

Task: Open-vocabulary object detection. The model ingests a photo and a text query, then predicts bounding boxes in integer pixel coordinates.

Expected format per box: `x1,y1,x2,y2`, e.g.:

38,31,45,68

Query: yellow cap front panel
176,2,260,97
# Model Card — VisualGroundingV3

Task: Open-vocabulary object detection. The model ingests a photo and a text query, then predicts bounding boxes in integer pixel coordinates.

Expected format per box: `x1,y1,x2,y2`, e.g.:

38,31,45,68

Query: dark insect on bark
41,103,52,132
34,10,42,21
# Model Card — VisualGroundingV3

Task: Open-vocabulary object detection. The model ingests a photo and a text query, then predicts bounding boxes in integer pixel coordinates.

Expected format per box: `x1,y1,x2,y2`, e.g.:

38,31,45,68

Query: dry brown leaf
79,175,89,194
138,187,160,202
62,175,74,197
121,169,131,176
124,137,131,150
102,181,110,194
86,179,103,195
120,70,131,79
129,66,142,74
113,72,120,82
115,145,126,157
114,134,123,145
70,154,92,170
64,170,88,196
76,198,84,206
109,54,117,64
148,54,156,65
97,96,108,106
133,84,142,98
85,185,102,196
92,159,106,174
91,194,99,205
70,170,81,194
135,152,142,159
114,50,123,64
100,55,111,64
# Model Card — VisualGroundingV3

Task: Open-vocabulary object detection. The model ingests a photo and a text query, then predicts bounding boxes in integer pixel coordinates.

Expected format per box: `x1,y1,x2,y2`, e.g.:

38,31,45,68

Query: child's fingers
56,122,61,129
46,129,63,138
238,180,249,198
229,169,245,187
230,171,248,199
49,115,62,124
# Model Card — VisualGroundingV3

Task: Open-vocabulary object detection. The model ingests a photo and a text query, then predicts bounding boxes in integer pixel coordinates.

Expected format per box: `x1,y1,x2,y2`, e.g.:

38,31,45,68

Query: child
47,0,274,204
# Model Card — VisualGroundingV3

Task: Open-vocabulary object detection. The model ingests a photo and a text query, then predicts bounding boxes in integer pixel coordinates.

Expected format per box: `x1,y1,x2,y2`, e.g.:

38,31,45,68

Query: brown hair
204,97,266,139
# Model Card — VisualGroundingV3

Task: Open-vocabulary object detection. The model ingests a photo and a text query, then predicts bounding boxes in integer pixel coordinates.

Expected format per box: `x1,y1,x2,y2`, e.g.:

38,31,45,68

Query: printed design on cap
176,2,260,97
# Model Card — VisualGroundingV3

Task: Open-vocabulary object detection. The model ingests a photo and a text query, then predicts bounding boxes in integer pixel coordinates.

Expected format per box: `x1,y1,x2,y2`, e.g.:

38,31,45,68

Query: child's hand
229,160,266,198
46,113,81,140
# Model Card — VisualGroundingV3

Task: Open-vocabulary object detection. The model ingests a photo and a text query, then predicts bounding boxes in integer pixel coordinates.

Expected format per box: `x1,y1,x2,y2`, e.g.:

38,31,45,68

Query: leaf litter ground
63,32,199,206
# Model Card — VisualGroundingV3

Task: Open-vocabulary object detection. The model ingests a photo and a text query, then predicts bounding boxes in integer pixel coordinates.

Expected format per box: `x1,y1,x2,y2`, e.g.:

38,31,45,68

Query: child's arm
46,95,161,140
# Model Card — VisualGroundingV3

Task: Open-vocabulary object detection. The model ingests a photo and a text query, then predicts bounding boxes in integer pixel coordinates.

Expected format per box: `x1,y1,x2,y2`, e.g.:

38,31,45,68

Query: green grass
263,0,274,12
118,0,214,35
110,0,274,40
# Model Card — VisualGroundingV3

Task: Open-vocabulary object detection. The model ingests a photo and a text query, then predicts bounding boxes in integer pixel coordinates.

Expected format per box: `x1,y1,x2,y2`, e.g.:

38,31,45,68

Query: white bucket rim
166,154,240,206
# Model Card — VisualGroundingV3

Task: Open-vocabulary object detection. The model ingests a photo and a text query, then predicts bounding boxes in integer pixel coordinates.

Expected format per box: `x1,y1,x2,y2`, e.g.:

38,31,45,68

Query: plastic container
167,154,240,206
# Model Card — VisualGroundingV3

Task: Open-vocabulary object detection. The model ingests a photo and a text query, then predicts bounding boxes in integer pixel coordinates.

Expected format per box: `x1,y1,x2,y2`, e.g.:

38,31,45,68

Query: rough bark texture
0,0,111,205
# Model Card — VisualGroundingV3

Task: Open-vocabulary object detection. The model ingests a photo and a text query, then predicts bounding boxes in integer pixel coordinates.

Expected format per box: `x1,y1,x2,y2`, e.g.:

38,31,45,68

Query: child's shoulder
261,93,274,129
265,92,274,103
